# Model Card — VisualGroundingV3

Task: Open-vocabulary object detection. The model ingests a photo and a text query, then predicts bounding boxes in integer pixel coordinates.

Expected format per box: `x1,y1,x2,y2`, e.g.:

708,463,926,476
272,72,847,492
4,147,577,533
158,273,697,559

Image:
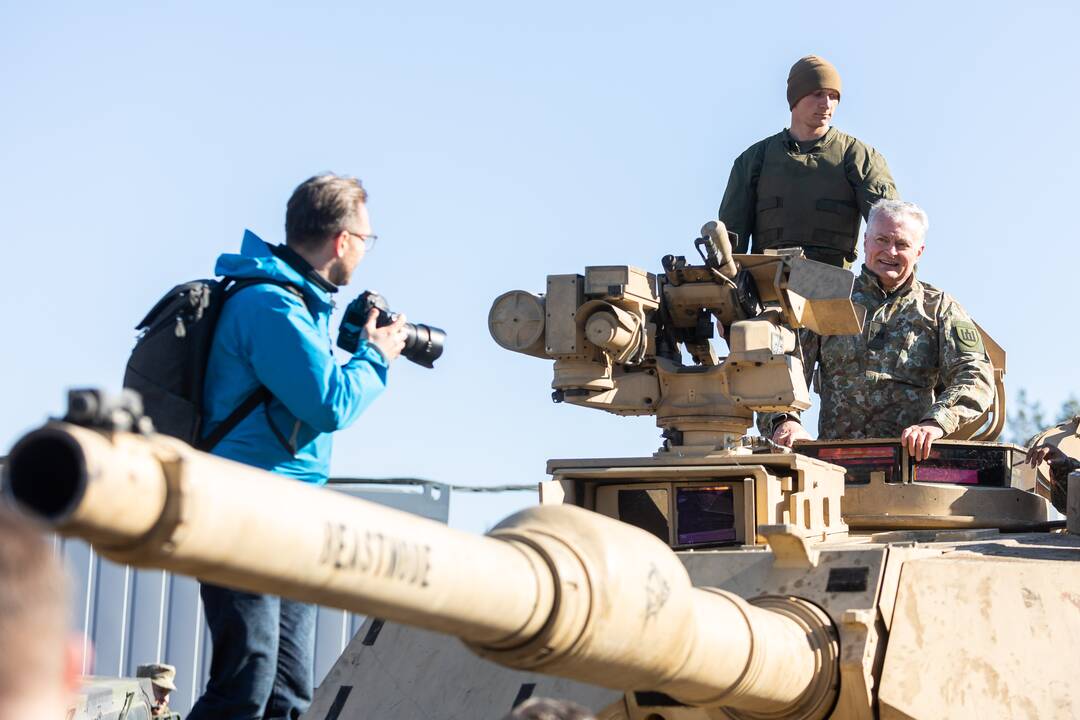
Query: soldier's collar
782,126,835,152
860,265,918,298
889,273,918,297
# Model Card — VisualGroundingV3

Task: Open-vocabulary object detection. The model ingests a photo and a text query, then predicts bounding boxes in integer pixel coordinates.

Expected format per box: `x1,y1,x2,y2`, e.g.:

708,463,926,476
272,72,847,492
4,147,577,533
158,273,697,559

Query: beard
328,258,352,287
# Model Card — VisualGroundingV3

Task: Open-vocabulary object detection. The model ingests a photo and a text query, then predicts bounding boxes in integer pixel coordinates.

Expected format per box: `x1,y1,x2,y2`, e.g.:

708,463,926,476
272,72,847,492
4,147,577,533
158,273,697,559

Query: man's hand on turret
901,422,944,462
771,420,813,448
1026,442,1070,471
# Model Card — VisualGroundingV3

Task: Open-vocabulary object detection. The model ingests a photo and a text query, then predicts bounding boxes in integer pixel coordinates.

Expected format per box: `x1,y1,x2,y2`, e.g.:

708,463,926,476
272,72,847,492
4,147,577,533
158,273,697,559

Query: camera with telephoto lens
337,290,446,368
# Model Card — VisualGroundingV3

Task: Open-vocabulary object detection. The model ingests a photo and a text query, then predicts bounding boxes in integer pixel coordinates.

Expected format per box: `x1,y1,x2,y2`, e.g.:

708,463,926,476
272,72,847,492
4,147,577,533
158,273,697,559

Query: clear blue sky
2,1,1077,533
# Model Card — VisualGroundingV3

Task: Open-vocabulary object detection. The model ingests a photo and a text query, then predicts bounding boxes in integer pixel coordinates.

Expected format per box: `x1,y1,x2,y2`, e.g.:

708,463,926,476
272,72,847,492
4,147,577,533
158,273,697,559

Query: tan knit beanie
787,55,842,109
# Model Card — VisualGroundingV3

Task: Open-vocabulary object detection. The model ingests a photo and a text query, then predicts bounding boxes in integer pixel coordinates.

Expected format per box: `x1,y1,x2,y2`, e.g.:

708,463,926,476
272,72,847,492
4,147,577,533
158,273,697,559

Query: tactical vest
753,132,860,266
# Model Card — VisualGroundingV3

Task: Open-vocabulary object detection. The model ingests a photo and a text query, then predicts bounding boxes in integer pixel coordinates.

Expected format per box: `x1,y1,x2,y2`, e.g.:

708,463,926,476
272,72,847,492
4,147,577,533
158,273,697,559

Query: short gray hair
866,199,929,244
285,173,368,249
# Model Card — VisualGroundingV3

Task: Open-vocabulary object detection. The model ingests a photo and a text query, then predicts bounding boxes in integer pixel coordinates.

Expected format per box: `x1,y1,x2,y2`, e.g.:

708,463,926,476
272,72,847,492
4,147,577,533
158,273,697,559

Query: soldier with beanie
718,55,899,268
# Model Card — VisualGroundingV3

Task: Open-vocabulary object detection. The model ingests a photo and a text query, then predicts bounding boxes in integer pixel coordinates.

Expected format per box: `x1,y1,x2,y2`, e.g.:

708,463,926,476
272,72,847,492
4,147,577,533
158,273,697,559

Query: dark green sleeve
719,142,765,254
1049,457,1080,515
844,139,899,220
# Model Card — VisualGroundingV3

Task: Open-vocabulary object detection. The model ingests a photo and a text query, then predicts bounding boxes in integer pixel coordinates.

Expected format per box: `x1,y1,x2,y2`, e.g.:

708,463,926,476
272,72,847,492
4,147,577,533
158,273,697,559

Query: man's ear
333,231,350,259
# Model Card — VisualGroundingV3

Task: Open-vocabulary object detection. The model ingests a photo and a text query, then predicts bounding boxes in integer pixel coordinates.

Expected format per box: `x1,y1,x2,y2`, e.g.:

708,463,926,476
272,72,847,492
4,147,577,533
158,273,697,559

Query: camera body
337,290,446,368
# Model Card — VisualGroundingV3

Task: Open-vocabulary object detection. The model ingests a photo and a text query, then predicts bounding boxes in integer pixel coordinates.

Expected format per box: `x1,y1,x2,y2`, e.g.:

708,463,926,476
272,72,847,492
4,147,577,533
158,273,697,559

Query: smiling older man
762,199,995,460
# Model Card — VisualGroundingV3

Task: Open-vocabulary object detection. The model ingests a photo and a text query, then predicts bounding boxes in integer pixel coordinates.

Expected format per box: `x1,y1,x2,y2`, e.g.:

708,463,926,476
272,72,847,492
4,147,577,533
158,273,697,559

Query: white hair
866,199,929,244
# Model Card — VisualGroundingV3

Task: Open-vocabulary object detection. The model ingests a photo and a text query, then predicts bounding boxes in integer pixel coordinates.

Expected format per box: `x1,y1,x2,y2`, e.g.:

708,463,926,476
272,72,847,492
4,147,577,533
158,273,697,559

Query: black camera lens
401,323,446,369
337,290,446,368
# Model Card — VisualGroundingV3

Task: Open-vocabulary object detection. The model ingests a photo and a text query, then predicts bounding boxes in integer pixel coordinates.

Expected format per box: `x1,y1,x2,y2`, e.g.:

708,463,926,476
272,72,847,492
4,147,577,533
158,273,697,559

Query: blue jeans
187,583,317,720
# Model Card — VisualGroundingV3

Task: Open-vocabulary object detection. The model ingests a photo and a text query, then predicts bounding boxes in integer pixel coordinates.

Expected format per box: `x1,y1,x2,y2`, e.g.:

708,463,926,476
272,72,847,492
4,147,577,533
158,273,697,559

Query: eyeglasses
346,230,378,250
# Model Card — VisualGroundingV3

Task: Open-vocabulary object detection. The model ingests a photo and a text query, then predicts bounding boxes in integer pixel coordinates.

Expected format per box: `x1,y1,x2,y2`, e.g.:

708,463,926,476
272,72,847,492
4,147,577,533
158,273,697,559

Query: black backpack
123,277,305,452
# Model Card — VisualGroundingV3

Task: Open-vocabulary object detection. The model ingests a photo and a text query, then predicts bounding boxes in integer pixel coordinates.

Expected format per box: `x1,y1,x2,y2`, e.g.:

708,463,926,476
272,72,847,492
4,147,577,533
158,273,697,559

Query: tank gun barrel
5,422,837,716
5,423,547,645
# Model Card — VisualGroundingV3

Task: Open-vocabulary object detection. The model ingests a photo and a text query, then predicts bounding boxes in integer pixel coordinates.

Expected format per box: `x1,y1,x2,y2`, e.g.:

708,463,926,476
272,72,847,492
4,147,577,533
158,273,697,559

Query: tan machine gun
489,221,861,452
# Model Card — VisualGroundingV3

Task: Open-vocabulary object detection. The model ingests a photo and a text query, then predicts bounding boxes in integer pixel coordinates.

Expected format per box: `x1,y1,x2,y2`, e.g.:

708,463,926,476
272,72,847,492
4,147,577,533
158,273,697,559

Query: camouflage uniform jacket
760,267,995,439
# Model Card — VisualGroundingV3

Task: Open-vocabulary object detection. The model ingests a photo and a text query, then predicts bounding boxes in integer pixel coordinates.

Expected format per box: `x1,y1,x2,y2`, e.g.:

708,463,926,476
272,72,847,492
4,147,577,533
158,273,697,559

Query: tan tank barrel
4,423,837,716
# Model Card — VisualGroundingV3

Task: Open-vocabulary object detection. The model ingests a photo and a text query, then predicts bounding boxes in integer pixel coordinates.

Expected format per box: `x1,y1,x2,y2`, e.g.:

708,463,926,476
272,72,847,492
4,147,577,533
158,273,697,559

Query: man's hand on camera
362,308,408,362
771,420,812,447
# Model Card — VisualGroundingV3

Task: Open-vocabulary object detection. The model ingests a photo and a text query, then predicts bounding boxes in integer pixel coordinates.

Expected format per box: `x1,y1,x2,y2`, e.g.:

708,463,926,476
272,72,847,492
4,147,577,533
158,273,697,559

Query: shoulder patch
953,321,983,352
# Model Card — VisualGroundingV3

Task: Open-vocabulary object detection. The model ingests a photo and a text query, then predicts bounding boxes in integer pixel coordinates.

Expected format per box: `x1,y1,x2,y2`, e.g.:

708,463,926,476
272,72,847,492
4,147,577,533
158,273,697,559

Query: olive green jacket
719,128,898,263
759,267,995,439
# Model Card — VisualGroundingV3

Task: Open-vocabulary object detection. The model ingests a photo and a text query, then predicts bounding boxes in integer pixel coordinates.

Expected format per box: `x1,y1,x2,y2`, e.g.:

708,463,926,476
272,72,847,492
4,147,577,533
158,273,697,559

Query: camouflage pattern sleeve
719,140,766,254
756,327,819,436
921,297,995,435
844,139,899,220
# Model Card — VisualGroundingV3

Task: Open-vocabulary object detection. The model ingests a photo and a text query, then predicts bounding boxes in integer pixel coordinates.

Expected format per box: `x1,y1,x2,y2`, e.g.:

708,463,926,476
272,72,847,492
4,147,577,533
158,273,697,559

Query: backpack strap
198,386,270,452
261,393,300,456
198,277,312,455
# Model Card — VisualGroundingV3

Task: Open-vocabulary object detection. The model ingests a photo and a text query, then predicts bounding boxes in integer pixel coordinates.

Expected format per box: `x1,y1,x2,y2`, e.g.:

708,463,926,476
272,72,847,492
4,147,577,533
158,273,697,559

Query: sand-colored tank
5,224,1080,719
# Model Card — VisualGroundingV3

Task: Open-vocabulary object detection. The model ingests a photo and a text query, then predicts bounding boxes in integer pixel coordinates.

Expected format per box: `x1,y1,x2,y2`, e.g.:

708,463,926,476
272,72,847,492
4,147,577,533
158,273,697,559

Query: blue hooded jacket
201,230,389,483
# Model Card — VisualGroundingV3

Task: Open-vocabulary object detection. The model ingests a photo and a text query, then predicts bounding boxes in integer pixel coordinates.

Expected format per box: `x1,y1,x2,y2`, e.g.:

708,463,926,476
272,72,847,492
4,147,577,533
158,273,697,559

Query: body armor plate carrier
754,132,860,265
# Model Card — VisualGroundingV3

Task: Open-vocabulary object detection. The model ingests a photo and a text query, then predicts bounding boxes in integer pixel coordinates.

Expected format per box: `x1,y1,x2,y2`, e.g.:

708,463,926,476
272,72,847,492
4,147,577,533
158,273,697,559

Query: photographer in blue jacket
187,174,406,720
